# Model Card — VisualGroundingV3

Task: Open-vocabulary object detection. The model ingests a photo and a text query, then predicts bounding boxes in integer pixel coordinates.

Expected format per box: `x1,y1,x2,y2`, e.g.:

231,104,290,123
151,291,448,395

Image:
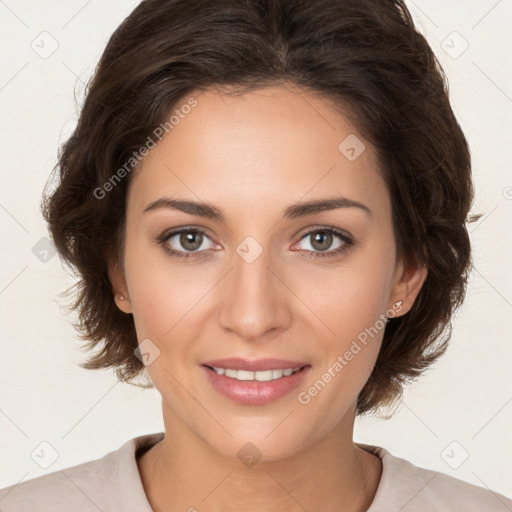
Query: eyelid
158,225,219,250
294,224,352,242
158,224,352,245
291,225,353,254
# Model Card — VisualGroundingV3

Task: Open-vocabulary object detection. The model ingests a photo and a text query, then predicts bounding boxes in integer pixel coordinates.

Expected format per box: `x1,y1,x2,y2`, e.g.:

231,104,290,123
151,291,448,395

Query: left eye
291,227,354,260
296,229,346,253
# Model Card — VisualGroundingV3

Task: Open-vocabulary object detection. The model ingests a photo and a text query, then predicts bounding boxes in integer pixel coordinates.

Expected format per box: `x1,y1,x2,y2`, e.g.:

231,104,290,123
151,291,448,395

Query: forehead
128,84,390,220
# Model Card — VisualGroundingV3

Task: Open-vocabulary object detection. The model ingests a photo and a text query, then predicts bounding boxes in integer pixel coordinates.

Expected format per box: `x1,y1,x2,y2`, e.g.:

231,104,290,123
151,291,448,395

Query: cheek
123,238,177,338
302,255,393,344
295,293,387,424
296,251,394,390
122,227,207,329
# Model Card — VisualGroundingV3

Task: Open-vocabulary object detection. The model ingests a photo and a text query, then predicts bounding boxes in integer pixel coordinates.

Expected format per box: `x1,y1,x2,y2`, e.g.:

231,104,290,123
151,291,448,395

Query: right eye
157,227,217,260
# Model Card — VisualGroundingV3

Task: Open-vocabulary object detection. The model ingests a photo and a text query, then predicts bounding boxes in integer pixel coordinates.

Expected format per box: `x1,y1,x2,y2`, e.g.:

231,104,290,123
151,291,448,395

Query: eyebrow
143,196,372,220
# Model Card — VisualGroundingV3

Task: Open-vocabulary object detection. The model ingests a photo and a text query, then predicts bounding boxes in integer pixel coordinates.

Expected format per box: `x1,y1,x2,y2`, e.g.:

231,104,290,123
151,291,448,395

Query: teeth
211,366,301,381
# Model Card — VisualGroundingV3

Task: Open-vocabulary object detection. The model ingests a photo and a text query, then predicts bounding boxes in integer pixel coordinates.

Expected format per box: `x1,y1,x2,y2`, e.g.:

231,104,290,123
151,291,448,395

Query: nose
217,244,292,341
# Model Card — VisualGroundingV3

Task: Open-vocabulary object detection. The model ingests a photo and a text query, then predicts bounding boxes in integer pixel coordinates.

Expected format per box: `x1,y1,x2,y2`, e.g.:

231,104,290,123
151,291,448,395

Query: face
111,84,426,462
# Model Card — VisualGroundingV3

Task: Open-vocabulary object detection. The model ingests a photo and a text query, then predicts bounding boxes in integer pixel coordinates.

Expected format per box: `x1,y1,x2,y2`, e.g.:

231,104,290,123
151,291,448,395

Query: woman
1,0,510,510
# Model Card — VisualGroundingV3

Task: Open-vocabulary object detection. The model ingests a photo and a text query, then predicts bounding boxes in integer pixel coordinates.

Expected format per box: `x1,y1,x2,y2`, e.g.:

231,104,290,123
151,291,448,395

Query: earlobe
114,292,133,314
108,260,133,314
115,296,133,314
391,257,428,316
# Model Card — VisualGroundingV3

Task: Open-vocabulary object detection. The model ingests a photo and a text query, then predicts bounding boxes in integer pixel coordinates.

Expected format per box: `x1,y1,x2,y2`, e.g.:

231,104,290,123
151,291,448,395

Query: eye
157,227,217,260
293,227,354,259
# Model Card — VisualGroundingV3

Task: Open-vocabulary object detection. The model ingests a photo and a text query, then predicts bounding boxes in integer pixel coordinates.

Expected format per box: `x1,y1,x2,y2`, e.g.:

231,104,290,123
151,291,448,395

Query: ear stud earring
394,300,403,308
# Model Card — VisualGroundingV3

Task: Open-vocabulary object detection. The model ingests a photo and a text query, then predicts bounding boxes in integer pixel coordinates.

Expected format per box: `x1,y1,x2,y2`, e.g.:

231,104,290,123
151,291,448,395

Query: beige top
1,432,511,511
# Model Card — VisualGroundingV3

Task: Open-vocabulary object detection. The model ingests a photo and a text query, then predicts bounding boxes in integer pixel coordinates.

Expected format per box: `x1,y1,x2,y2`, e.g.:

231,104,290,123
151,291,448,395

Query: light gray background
1,0,511,499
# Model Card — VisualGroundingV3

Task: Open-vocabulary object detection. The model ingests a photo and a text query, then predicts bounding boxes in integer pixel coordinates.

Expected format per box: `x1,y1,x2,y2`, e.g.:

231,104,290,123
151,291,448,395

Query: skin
110,83,427,512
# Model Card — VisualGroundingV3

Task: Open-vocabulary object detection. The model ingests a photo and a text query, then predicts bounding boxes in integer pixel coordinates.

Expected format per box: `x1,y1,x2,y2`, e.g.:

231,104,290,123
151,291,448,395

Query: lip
201,362,311,405
201,358,309,372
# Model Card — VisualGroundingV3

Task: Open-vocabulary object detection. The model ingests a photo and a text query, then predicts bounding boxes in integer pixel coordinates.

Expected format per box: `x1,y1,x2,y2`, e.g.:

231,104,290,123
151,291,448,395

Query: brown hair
42,0,480,415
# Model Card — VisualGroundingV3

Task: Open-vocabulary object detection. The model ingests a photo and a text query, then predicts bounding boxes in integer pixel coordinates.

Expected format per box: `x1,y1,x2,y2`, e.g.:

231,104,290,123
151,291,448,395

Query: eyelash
156,225,354,261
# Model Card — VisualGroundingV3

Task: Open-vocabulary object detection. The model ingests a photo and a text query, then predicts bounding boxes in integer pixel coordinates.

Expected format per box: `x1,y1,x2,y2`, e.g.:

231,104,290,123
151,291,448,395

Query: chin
211,431,307,466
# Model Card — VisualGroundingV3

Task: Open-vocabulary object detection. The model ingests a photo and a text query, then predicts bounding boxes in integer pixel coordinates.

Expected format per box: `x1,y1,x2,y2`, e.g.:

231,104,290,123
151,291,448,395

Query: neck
137,403,382,512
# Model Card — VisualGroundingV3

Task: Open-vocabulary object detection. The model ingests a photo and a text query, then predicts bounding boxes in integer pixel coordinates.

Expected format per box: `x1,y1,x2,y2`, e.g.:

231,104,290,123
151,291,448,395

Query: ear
389,253,427,317
108,259,132,314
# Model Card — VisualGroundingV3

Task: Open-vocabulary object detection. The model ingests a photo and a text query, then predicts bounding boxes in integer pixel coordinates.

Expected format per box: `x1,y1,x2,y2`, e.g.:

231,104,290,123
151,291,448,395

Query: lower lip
202,365,311,405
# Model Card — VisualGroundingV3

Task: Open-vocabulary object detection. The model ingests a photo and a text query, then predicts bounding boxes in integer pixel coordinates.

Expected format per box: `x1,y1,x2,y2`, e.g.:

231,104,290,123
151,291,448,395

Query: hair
42,0,480,416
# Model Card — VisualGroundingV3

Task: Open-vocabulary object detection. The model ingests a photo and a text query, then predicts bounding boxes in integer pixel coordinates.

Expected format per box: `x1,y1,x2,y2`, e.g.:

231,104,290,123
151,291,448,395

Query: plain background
0,0,511,499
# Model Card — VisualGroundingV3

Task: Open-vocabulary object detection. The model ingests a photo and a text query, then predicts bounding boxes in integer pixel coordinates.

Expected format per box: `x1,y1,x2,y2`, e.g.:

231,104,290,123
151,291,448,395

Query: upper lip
202,358,309,372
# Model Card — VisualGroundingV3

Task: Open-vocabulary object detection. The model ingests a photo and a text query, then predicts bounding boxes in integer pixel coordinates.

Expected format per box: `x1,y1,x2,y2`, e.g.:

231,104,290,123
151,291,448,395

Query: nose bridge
218,237,289,339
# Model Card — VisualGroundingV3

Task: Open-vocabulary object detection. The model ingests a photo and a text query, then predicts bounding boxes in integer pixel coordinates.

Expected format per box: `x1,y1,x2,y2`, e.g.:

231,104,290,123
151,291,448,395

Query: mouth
203,364,308,382
201,361,312,405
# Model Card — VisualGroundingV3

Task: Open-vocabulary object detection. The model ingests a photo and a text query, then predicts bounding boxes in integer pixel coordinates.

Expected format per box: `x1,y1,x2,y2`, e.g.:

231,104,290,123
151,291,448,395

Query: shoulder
360,443,512,512
0,432,164,512
0,452,116,511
